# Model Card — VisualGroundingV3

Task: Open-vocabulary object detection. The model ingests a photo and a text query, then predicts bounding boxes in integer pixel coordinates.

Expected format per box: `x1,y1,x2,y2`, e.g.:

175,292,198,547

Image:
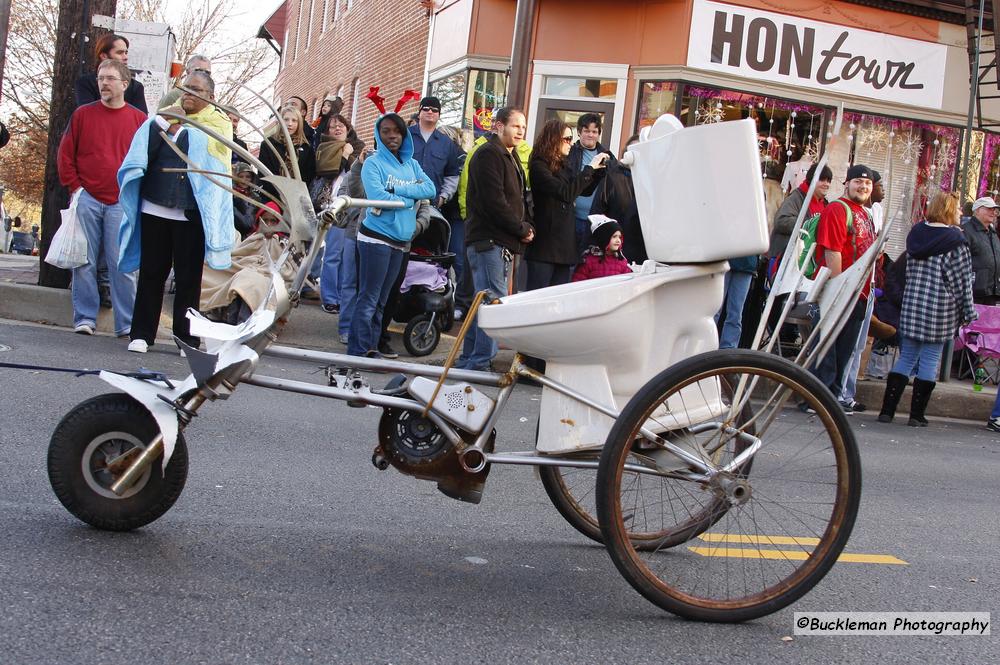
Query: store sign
687,0,947,109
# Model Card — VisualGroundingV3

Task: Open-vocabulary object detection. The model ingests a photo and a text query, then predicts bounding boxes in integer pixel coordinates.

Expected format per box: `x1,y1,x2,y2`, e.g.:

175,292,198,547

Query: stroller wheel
404,314,440,357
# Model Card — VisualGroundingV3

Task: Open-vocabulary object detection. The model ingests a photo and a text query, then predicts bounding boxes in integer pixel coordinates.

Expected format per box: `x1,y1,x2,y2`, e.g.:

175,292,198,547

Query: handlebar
320,196,407,219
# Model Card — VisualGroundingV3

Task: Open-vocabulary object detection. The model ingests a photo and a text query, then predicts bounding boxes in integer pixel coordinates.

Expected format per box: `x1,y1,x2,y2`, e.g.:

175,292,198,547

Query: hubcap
81,432,151,499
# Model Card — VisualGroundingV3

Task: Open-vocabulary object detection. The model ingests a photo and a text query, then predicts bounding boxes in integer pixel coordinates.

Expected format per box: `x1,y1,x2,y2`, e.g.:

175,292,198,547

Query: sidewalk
2,252,995,422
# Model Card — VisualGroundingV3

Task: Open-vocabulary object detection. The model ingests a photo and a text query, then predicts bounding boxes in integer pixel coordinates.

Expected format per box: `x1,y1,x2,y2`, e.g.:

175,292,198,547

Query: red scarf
798,179,827,217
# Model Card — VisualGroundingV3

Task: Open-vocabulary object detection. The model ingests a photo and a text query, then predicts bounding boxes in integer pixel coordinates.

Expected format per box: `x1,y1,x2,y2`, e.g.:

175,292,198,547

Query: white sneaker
127,339,148,353
74,323,95,335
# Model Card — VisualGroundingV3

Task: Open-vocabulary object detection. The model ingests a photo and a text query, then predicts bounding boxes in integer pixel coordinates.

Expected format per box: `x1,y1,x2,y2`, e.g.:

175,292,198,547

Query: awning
256,1,289,55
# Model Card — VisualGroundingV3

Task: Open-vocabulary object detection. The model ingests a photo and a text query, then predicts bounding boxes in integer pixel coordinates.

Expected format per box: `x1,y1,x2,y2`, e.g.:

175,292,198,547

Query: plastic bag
866,343,896,380
45,189,88,269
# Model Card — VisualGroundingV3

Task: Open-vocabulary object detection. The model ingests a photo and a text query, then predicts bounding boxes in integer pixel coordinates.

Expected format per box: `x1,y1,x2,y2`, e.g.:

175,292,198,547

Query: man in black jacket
590,133,644,264
458,107,534,371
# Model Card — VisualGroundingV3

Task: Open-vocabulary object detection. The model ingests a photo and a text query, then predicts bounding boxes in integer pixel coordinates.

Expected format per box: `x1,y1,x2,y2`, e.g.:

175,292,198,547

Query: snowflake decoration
802,140,821,164
856,125,890,153
898,133,924,165
696,101,724,125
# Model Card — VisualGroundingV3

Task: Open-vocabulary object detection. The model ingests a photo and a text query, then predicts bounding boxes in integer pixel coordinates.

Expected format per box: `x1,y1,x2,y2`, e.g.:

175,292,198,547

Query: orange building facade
264,0,1000,257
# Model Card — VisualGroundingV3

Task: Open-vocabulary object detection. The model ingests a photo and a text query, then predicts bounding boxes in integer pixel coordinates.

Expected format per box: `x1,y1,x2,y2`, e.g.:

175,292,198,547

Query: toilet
477,115,769,454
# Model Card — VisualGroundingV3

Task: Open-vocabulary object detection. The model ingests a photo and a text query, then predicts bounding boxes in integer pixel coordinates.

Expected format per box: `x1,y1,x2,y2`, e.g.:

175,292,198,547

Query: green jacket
458,134,531,219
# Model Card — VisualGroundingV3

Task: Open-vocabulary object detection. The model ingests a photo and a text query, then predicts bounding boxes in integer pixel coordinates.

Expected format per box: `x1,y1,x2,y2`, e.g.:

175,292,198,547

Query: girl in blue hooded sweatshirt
349,113,436,357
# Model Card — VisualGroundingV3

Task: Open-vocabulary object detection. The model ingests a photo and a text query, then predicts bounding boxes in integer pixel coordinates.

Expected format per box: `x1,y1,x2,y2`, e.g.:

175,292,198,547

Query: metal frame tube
262,344,505,387
515,364,719,475
243,374,463,446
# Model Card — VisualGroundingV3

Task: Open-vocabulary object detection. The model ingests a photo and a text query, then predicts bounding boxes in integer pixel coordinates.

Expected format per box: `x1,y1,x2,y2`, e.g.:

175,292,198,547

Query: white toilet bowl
478,261,728,453
476,115,769,454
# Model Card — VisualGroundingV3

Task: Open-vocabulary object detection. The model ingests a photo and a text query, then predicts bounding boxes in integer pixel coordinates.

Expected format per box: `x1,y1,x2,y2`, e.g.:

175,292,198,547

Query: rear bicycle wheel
597,350,861,622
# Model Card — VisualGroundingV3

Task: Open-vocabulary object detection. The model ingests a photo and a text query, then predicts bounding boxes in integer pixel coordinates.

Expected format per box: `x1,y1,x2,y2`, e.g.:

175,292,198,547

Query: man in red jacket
809,164,876,411
57,59,147,337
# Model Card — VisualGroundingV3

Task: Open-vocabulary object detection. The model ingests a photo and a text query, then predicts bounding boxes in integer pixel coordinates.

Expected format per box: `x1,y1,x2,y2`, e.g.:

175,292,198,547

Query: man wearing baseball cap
961,196,1000,304
806,164,877,412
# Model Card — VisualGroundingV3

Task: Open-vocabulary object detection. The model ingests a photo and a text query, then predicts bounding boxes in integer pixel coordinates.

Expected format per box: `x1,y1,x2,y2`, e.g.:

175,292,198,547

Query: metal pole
0,0,12,100
506,0,537,109
960,0,986,203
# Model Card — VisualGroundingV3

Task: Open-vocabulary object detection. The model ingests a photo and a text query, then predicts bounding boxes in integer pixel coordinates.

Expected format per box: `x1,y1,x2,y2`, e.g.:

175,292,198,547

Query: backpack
798,199,854,279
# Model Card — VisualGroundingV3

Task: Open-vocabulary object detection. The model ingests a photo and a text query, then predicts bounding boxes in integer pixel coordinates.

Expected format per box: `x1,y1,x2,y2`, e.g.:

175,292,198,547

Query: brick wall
275,0,431,147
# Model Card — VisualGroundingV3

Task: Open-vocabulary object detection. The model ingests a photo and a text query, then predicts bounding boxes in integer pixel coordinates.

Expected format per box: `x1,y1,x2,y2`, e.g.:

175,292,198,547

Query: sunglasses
562,136,573,143
420,106,440,113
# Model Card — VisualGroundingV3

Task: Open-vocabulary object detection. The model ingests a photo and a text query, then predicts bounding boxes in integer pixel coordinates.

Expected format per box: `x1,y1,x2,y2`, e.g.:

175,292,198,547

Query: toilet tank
626,116,769,263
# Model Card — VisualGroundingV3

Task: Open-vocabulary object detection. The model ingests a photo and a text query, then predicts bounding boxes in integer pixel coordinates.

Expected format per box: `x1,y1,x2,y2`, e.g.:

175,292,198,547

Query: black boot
908,378,936,427
878,372,908,423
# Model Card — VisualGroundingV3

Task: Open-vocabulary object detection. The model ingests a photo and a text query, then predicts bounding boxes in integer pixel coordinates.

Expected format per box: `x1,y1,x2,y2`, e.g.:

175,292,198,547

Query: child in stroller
393,207,456,356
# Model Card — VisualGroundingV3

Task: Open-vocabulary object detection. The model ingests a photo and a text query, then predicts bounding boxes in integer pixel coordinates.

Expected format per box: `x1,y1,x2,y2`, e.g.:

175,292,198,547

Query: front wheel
404,314,440,357
47,393,188,531
597,350,861,622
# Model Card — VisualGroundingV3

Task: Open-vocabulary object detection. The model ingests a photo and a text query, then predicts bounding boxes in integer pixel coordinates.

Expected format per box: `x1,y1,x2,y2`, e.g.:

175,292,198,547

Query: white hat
587,213,618,233
973,196,999,211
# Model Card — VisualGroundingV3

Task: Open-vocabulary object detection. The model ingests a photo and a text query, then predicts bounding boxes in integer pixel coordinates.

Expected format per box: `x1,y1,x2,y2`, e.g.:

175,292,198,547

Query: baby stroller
393,208,456,356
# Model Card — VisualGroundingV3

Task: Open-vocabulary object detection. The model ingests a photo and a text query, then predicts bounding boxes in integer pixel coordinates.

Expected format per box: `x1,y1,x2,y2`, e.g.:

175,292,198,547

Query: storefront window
464,69,508,137
978,133,1000,199
843,113,961,257
430,71,466,129
636,81,677,130
428,69,507,141
678,85,828,186
543,77,617,99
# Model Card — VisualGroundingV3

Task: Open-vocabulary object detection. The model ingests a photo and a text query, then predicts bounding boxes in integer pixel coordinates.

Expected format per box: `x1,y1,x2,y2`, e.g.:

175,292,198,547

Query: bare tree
0,0,277,214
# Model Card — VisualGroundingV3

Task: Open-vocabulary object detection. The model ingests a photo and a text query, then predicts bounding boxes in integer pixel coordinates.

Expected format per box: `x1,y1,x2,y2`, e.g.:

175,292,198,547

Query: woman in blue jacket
349,113,436,357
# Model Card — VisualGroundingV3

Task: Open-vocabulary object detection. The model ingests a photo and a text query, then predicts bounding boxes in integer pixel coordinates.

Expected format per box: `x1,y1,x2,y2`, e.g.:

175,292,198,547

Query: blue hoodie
360,114,436,243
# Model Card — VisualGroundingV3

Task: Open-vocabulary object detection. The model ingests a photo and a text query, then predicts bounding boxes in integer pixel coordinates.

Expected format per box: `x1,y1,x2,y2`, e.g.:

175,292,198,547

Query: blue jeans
809,300,868,397
891,336,944,382
458,245,510,370
840,295,876,403
71,190,136,335
348,240,403,355
320,225,346,306
448,217,467,286
991,385,1000,420
715,271,753,349
338,237,359,337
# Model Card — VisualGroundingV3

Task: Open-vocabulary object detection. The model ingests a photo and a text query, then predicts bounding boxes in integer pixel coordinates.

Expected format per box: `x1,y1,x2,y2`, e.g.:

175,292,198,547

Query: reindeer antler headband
366,86,423,115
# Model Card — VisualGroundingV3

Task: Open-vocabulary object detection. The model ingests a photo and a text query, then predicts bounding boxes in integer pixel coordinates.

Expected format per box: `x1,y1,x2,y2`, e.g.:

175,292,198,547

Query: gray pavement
0,320,998,664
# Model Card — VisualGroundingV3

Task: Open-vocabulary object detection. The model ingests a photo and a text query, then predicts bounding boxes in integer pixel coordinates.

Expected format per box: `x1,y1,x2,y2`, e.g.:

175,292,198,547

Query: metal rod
961,0,987,202
262,344,505,386
229,81,301,181
110,392,208,495
483,451,705,480
243,374,463,446
517,362,717,475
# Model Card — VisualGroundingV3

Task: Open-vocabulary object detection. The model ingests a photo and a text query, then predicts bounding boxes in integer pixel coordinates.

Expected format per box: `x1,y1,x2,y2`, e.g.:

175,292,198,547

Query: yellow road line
699,533,820,546
687,546,908,565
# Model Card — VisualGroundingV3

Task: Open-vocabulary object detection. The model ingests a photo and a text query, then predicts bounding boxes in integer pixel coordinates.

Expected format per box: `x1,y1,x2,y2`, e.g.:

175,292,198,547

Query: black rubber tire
404,314,440,357
596,349,861,622
47,393,188,532
540,386,753,551
539,462,604,544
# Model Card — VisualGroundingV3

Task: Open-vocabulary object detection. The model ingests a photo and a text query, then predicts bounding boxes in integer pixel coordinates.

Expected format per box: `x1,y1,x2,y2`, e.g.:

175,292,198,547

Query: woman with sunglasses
524,119,609,290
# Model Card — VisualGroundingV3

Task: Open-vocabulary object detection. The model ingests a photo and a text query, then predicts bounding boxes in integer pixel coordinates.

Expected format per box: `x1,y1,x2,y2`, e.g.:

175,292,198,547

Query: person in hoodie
349,113,436,357
878,191,976,427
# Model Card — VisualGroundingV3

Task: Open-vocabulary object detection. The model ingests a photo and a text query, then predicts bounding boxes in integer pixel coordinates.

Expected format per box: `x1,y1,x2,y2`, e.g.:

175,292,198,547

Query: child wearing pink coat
572,216,632,281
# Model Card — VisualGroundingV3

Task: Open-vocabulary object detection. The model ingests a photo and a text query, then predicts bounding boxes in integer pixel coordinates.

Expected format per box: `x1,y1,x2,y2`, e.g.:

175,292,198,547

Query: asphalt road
1,320,997,664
